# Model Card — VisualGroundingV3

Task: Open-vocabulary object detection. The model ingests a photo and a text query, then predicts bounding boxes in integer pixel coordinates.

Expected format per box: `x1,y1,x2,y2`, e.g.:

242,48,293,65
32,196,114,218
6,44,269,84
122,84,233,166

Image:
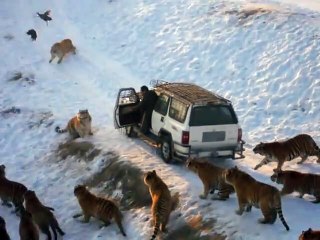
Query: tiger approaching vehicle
73,185,126,237
253,134,320,171
271,170,320,203
224,166,290,231
144,170,179,240
186,157,234,200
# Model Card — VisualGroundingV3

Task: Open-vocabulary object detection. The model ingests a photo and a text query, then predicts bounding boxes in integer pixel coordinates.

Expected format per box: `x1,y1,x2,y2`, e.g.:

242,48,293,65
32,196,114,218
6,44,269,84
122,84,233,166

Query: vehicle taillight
182,131,189,145
237,128,242,142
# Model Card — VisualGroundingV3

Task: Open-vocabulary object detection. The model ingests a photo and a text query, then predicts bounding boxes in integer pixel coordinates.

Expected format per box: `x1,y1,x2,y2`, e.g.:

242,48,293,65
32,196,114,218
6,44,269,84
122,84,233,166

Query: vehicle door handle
161,116,164,122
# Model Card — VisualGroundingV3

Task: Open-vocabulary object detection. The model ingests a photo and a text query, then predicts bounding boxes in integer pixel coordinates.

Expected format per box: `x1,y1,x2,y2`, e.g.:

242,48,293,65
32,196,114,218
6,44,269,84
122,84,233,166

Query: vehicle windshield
189,105,238,126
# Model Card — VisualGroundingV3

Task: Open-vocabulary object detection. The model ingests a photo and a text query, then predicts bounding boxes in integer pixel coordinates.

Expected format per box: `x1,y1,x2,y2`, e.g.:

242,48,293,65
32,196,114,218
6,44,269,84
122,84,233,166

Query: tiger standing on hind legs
253,134,320,171
24,190,65,240
224,166,290,231
144,170,179,240
0,164,27,214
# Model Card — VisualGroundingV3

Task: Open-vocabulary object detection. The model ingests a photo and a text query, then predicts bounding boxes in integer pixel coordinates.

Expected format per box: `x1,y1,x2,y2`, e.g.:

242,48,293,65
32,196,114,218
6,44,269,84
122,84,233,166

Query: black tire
160,137,172,163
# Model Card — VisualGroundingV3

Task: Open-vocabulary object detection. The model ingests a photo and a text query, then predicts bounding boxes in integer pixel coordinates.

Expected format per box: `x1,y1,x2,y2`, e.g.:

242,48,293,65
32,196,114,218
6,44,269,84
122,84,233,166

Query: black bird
26,29,37,41
37,10,52,25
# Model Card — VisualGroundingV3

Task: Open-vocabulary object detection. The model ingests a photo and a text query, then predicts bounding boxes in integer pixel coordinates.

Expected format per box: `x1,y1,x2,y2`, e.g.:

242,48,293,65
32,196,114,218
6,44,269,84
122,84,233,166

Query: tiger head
23,190,37,201
299,228,320,240
253,142,266,155
0,165,6,177
224,166,241,185
143,170,158,186
74,184,88,197
77,109,91,121
186,157,200,172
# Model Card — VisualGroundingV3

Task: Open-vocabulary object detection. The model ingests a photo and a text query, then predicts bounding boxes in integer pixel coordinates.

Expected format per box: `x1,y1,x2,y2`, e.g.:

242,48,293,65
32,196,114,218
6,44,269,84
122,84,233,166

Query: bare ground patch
56,140,102,161
165,215,226,240
84,157,151,210
6,71,35,85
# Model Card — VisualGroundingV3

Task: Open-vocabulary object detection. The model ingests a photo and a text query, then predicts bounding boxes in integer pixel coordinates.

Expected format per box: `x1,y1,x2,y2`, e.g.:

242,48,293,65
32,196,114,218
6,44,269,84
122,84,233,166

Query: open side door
114,88,141,129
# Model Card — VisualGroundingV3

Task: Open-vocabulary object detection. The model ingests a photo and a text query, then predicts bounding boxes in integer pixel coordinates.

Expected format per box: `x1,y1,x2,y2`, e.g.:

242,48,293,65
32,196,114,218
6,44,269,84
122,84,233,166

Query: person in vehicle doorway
124,85,158,134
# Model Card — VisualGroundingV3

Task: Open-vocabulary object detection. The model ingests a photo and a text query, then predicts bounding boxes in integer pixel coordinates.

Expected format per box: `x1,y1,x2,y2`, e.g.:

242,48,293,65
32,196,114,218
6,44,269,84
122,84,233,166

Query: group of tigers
186,133,320,240
1,106,320,240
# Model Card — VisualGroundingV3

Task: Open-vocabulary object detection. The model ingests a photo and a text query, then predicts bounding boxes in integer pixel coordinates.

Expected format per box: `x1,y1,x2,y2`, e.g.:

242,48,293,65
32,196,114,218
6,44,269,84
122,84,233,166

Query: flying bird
37,10,52,25
26,29,37,41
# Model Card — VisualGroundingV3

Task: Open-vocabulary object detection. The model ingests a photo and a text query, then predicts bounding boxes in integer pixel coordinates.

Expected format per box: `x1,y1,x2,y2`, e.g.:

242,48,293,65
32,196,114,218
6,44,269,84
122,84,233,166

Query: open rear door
114,88,140,129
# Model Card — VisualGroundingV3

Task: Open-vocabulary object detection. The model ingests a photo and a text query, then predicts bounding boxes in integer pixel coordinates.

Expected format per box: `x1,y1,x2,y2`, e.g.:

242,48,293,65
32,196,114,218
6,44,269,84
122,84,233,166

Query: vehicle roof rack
153,81,231,105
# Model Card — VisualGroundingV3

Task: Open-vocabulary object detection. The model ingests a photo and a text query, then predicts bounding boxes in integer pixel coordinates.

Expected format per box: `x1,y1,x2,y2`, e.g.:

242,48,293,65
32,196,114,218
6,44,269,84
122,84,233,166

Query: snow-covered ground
0,0,319,239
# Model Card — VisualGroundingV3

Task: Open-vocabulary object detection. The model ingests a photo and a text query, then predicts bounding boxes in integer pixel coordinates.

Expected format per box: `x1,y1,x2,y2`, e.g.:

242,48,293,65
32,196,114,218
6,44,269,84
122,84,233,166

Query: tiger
49,38,76,64
0,164,28,213
224,166,290,231
299,228,320,240
55,109,93,139
144,170,179,240
73,185,126,237
186,157,234,200
24,190,65,240
270,170,320,203
19,206,39,240
0,216,10,240
253,134,320,171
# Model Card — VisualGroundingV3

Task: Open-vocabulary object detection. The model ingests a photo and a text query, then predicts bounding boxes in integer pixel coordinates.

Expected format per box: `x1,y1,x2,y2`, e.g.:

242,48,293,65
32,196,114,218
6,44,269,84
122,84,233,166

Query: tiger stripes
186,157,234,200
73,185,126,237
253,134,320,171
144,170,179,240
0,165,27,213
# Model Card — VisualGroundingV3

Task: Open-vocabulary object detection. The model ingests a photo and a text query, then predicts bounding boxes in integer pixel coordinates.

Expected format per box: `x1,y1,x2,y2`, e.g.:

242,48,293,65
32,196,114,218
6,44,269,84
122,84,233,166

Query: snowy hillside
0,0,319,239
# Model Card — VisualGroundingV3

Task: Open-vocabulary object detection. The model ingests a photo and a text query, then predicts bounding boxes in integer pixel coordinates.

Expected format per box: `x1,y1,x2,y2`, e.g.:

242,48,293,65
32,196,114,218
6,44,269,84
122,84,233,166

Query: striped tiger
253,134,320,171
144,170,179,240
270,170,320,203
224,166,290,231
55,109,93,139
24,190,65,240
0,164,27,213
0,216,11,240
73,185,126,237
299,228,320,240
186,157,234,200
19,206,39,240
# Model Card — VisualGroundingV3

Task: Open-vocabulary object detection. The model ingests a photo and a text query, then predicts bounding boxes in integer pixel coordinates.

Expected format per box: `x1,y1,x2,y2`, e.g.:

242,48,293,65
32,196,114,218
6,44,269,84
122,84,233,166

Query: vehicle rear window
169,98,188,123
189,105,238,126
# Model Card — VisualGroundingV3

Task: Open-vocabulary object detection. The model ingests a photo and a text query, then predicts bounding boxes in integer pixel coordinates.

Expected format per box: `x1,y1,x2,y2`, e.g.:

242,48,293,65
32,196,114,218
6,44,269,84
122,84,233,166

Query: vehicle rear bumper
173,142,240,158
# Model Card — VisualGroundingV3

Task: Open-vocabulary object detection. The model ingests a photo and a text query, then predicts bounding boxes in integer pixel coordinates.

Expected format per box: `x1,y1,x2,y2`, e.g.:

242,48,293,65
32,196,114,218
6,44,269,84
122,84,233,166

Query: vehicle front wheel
160,137,172,163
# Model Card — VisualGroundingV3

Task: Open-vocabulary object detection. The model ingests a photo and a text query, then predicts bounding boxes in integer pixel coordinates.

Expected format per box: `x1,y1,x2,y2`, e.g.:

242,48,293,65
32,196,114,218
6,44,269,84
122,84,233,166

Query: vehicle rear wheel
160,137,172,163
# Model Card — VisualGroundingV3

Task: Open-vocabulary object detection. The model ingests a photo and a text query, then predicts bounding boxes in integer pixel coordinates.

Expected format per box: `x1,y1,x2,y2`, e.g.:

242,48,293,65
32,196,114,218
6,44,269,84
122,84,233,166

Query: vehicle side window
169,98,188,123
154,94,169,115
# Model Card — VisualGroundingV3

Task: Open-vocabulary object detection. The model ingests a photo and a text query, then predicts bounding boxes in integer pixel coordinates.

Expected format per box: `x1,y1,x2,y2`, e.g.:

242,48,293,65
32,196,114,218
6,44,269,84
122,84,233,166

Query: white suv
114,81,245,163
